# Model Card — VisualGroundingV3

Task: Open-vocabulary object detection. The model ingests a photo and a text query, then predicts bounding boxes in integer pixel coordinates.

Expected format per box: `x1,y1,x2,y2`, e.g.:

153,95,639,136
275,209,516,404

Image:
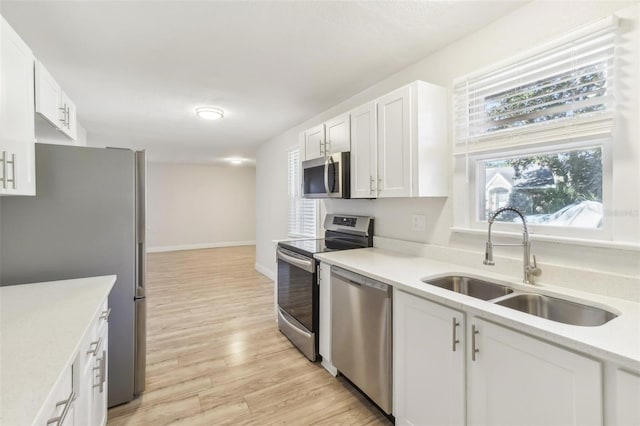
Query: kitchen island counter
1,275,115,426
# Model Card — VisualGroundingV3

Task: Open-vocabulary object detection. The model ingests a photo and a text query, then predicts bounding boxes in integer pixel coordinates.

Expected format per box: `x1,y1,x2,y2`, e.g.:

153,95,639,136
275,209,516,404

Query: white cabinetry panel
0,16,36,196
350,101,377,199
394,290,465,426
468,318,602,426
615,369,640,426
377,86,411,197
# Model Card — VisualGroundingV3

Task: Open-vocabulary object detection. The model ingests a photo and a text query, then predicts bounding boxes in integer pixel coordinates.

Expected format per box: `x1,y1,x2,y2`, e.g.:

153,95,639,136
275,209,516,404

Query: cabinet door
35,60,63,127
0,17,36,196
303,124,325,161
318,262,337,375
615,369,640,425
394,290,465,426
325,113,350,154
350,102,377,199
377,85,411,197
468,318,602,426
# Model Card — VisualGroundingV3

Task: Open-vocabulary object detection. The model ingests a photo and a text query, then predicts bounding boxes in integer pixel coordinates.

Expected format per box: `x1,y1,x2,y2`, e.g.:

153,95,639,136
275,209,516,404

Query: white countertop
0,275,115,426
315,248,640,371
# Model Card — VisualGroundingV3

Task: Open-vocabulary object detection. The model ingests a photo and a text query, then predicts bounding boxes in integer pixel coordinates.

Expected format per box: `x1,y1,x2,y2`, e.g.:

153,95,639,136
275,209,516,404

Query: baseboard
147,241,255,253
255,262,276,281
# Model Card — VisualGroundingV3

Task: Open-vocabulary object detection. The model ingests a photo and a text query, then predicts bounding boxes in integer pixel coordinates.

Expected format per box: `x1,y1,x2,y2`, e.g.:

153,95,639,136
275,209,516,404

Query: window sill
451,227,640,252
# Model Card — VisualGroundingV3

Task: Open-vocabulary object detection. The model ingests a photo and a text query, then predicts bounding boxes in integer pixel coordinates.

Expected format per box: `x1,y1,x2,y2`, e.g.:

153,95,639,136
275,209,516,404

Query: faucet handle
529,255,542,277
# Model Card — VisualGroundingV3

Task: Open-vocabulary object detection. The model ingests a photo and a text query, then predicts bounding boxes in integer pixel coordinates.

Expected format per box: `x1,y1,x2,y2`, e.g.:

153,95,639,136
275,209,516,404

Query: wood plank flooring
107,246,392,425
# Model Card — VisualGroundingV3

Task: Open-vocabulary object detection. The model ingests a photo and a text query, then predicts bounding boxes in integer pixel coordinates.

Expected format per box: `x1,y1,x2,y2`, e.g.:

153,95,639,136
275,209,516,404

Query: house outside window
453,17,617,238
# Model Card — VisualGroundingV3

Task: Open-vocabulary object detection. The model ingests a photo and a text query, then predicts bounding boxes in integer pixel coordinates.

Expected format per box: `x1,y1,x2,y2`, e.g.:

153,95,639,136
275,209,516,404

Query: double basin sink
424,275,617,327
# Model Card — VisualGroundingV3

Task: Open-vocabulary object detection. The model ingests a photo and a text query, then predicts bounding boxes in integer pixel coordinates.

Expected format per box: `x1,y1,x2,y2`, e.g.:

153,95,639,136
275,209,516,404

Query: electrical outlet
412,214,426,232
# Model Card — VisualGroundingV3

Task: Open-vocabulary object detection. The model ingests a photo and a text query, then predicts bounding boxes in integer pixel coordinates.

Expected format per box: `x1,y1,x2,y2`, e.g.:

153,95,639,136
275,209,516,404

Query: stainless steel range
276,214,374,361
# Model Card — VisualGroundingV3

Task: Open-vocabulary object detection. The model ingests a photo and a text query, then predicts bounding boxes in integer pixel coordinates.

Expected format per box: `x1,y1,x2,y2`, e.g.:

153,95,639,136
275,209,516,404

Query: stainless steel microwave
302,152,350,199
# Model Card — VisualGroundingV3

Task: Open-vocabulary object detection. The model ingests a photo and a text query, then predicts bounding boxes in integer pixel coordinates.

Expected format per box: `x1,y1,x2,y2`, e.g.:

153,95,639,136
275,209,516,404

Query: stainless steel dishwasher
331,266,392,414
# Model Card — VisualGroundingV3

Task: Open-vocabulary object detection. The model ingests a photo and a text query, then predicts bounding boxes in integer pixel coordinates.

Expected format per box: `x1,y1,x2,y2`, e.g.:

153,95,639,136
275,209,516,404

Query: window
479,147,603,229
287,148,317,237
453,17,617,237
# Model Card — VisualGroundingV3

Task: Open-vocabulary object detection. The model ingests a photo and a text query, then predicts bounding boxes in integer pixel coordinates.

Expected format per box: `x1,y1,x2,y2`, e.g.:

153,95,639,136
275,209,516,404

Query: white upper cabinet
303,124,324,161
468,317,602,426
377,85,412,197
0,16,36,196
324,113,350,154
302,113,351,161
350,101,377,199
35,60,78,141
35,61,62,127
378,81,448,198
350,81,448,199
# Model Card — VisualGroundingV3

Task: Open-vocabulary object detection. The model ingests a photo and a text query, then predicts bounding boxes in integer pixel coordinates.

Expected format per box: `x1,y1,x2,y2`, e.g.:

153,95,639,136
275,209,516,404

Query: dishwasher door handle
332,268,388,293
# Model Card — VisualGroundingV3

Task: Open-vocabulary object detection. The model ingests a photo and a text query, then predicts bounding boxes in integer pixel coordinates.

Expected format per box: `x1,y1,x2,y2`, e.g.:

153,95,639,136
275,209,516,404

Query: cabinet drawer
81,299,109,374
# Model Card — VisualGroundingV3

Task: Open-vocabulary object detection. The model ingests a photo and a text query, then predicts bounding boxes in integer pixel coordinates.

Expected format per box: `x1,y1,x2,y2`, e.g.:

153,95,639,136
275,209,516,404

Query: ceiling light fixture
195,107,224,120
227,157,244,165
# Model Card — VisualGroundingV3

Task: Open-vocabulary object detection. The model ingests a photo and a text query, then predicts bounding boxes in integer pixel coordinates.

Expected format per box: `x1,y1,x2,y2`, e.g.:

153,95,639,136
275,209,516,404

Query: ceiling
1,1,527,164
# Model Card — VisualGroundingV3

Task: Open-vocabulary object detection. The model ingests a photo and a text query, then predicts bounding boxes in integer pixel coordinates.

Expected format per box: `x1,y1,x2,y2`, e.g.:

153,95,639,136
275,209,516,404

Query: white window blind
287,148,317,238
454,17,618,153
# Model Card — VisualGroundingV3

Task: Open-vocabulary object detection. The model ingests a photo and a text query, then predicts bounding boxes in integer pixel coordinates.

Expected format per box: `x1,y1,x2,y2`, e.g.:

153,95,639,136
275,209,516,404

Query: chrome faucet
483,206,542,284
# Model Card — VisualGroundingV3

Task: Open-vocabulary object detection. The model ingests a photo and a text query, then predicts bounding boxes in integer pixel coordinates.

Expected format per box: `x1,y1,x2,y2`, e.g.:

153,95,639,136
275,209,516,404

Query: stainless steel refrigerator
0,143,146,407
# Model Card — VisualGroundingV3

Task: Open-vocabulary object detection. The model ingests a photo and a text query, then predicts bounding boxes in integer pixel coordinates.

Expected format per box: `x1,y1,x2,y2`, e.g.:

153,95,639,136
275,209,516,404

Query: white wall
255,1,640,286
148,162,256,251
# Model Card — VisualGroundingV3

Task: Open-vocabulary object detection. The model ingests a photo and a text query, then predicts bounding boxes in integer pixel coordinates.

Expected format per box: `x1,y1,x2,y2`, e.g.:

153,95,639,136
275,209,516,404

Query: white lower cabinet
394,290,465,426
34,298,110,426
614,369,640,425
34,364,76,426
394,289,603,426
318,262,337,375
468,317,602,426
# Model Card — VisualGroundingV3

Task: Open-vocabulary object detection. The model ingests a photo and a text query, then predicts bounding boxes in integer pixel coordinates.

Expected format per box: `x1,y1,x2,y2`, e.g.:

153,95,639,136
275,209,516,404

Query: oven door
276,247,318,361
302,152,350,199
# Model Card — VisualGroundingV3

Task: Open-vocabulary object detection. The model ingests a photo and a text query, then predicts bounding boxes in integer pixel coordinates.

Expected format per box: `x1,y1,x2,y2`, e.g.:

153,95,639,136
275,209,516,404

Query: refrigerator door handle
136,241,146,298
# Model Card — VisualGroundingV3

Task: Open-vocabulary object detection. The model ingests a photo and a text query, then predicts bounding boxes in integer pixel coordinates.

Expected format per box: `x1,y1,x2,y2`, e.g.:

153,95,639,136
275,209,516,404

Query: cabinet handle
59,106,67,127
452,317,460,352
1,151,7,189
93,349,107,393
46,391,76,425
9,153,16,189
100,308,112,321
87,337,102,356
66,105,71,129
471,324,479,361
326,139,331,155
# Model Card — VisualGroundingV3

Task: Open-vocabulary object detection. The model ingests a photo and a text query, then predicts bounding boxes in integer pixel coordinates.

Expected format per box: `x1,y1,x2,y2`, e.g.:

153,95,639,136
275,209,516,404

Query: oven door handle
277,249,315,273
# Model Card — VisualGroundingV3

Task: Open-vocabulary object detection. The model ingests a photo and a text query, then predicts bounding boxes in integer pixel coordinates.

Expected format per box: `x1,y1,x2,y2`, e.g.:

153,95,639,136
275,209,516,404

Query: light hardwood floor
107,246,392,425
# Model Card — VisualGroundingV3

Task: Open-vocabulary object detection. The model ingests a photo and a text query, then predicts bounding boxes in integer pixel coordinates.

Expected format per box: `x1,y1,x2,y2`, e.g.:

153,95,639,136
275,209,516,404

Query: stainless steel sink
423,275,514,301
496,293,617,326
